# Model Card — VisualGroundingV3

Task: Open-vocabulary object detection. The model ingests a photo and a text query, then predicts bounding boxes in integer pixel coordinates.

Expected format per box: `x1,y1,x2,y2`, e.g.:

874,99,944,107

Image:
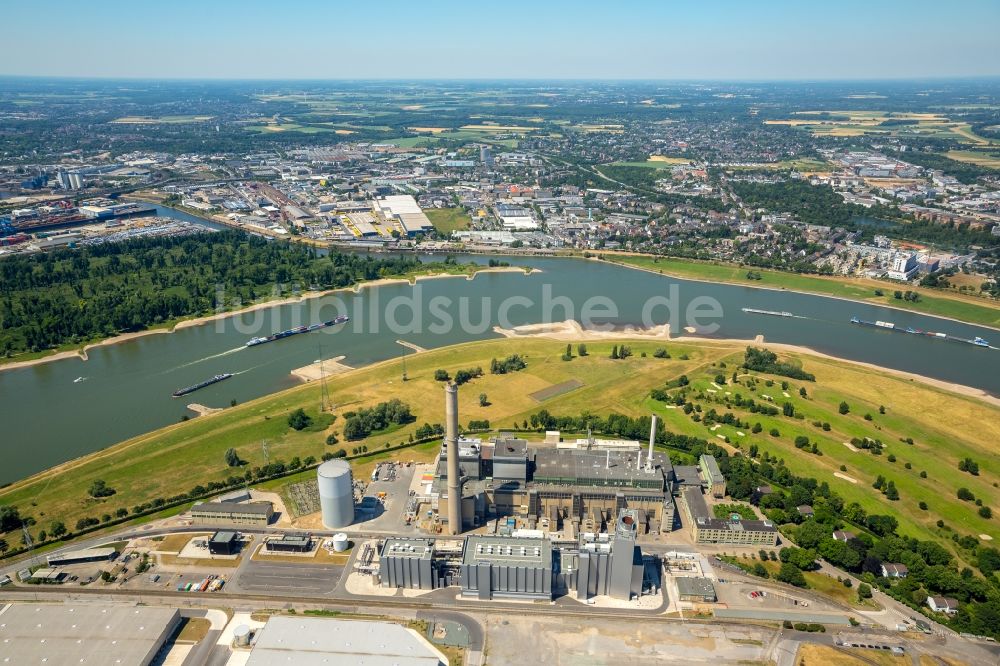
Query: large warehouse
245,616,448,666
0,603,180,666
374,194,434,235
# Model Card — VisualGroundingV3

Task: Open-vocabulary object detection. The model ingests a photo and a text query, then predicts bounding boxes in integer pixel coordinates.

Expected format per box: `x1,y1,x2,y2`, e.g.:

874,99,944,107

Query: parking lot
236,560,343,594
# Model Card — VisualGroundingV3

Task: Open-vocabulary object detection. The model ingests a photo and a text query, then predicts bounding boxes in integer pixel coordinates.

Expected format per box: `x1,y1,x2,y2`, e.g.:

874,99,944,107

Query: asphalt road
236,561,342,594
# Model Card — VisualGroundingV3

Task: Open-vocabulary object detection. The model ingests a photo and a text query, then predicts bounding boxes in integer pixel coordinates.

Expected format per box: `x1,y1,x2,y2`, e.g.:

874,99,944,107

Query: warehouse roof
245,616,446,666
382,538,435,560
0,604,179,665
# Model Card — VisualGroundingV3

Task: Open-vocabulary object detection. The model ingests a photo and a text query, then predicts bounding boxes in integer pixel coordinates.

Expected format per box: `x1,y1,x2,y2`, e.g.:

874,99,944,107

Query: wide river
1,208,998,484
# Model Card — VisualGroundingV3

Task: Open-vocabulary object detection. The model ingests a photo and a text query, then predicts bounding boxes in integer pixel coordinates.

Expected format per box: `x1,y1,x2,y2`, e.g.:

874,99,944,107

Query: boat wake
165,346,247,373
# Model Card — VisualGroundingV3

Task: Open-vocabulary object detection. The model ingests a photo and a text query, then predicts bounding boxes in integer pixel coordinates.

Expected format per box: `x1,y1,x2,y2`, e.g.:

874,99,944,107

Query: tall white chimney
646,414,657,471
445,382,462,535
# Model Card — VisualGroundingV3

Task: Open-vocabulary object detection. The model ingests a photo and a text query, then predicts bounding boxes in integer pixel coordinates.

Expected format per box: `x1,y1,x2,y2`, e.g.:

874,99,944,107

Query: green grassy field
646,356,999,552
608,160,687,169
603,255,1000,329
2,335,997,565
426,207,471,233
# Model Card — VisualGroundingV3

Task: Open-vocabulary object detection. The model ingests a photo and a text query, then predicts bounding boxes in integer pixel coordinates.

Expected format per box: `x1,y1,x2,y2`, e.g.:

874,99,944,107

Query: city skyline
7,0,1000,80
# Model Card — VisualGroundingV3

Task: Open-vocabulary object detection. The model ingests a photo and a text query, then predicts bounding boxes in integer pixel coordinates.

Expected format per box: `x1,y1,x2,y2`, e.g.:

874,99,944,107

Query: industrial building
375,194,434,236
433,385,676,536
208,531,240,555
676,576,717,602
318,458,355,529
245,616,448,666
681,486,778,546
46,546,116,567
0,603,180,666
190,500,273,526
460,535,553,600
699,454,726,498
380,510,648,602
265,535,313,553
380,538,443,590
560,509,646,601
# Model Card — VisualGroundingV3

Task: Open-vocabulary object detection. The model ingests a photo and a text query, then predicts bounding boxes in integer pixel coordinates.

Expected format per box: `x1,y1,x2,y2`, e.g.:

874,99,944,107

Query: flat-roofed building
699,454,726,498
460,535,552,600
375,194,433,235
346,211,379,237
190,500,273,526
380,538,440,590
682,486,777,546
47,546,116,567
265,535,312,553
246,616,447,666
208,530,240,555
0,603,180,666
676,576,717,602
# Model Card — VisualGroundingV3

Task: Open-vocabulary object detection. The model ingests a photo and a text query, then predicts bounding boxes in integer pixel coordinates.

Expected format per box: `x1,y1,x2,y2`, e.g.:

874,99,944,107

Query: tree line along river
0,206,997,485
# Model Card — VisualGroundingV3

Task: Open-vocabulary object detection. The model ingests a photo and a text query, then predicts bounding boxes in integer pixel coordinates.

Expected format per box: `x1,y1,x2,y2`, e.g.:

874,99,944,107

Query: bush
979,506,992,519
839,401,850,414
88,480,115,498
325,433,339,445
958,487,976,502
490,354,527,374
434,369,450,381
287,408,312,431
653,348,670,359
858,583,872,599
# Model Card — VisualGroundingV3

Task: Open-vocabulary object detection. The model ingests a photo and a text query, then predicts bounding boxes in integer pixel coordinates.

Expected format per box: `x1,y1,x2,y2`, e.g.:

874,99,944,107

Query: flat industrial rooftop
245,616,446,666
0,603,180,665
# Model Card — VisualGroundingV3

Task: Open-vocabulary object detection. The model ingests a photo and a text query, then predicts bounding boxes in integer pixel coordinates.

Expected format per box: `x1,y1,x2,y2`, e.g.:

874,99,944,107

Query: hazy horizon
7,0,1000,80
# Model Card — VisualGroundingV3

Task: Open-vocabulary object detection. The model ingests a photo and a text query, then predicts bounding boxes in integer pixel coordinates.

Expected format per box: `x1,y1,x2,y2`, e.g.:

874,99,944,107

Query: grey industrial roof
676,576,717,598
245,616,444,666
462,535,552,569
382,538,435,560
211,530,239,542
0,603,179,665
192,501,272,514
533,448,667,488
47,546,116,563
682,486,711,520
673,465,702,486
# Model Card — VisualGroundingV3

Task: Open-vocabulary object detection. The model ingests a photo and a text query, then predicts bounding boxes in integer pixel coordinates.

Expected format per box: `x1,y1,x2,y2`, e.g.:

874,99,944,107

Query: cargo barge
245,314,350,347
742,308,795,317
850,317,990,348
172,373,233,397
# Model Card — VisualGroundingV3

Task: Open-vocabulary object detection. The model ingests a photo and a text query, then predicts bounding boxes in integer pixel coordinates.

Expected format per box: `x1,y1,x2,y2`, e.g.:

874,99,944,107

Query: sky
6,0,1000,80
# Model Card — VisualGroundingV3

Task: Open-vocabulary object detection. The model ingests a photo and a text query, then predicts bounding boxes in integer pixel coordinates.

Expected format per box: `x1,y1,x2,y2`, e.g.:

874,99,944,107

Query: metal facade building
190,501,273,526
380,538,439,590
460,535,553,600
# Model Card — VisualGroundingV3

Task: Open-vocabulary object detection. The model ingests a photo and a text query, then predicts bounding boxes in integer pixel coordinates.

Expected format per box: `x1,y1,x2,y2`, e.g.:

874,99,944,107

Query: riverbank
494,318,1000,407
600,253,1000,331
3,332,998,559
0,265,534,373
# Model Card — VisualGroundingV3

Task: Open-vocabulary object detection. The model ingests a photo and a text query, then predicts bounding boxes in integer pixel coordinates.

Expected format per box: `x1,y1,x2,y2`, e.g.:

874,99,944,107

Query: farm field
602,254,1000,329
764,110,998,144
945,150,1000,169
1,335,997,566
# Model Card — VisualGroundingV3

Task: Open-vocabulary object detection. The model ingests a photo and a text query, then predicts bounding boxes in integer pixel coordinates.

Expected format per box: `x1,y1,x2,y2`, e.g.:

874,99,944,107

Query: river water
0,209,997,484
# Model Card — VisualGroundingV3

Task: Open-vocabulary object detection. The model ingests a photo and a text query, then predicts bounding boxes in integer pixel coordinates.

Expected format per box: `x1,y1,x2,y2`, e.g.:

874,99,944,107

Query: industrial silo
318,459,354,528
233,625,251,647
332,533,349,552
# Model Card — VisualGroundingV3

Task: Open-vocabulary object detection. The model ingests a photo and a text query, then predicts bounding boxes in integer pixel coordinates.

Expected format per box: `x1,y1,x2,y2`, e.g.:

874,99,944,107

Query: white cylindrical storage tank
318,459,354,528
233,625,251,647
332,532,349,552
